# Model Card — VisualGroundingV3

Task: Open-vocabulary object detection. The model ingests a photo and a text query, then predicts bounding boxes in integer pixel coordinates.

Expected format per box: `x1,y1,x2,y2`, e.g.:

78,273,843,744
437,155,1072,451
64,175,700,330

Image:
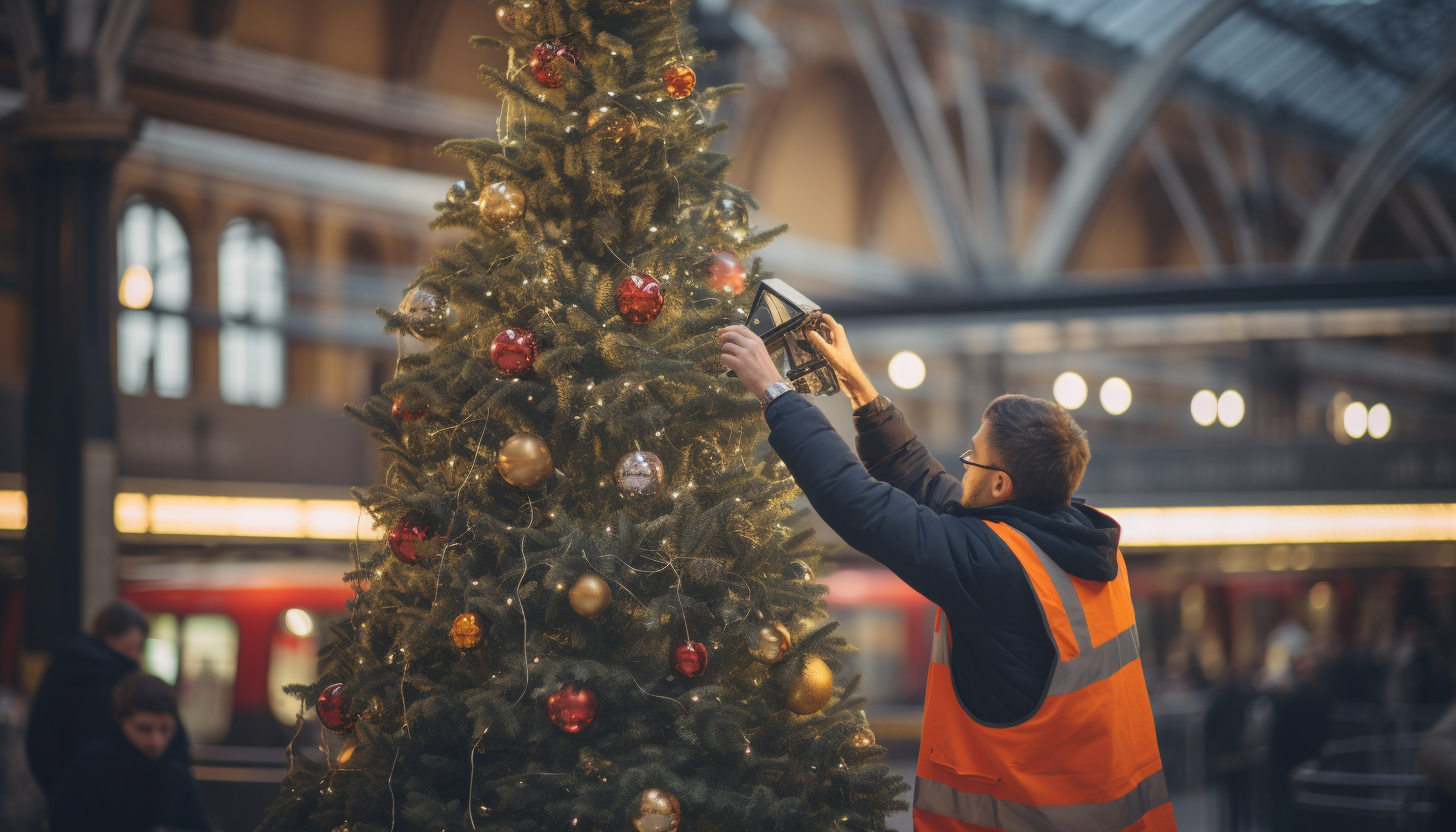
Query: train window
178,614,239,743
142,612,180,685
268,616,320,726
834,607,908,703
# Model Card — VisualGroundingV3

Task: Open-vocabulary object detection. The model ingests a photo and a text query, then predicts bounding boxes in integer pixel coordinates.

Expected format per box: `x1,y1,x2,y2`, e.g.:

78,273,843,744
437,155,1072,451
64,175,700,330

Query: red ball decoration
317,683,354,733
671,640,708,678
489,328,537,375
388,514,432,564
706,251,747,295
615,274,664,324
546,682,598,733
528,40,580,88
391,397,426,422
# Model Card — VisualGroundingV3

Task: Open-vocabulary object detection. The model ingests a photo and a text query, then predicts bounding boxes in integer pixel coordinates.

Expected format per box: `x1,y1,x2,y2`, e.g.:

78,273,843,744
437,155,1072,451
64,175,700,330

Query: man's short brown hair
90,600,149,641
982,394,1090,506
112,672,178,721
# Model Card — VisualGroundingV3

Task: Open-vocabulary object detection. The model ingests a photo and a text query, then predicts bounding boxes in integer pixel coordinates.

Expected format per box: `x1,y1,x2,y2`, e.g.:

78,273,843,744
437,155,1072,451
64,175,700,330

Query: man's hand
717,325,785,400
805,313,879,409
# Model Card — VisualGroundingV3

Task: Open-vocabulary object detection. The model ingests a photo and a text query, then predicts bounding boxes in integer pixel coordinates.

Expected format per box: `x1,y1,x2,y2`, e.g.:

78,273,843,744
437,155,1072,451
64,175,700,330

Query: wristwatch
759,380,794,408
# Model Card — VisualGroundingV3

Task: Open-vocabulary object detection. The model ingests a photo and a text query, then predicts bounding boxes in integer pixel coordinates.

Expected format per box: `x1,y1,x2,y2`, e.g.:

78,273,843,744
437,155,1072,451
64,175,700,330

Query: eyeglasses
958,448,1014,485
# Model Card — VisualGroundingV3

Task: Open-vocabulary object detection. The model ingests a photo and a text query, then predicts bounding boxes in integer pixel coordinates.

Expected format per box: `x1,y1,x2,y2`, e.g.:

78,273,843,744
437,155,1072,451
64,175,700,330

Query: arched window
117,201,191,398
218,218,286,407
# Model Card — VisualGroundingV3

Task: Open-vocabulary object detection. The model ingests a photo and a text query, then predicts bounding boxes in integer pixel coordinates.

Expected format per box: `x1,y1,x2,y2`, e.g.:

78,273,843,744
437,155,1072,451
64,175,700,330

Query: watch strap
760,380,794,407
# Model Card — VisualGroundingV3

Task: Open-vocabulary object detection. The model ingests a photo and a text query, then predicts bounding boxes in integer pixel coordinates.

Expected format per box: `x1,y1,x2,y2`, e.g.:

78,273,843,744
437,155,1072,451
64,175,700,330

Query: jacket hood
954,498,1122,582
51,634,137,686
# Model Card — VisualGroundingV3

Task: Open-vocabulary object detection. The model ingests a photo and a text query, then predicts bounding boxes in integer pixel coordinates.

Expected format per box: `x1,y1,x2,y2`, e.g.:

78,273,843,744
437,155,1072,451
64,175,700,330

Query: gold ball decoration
477,181,527,227
747,621,792,664
586,107,638,144
784,655,834,715
494,4,532,33
663,65,696,99
632,788,681,832
850,725,877,749
569,573,613,618
451,612,485,649
497,433,553,488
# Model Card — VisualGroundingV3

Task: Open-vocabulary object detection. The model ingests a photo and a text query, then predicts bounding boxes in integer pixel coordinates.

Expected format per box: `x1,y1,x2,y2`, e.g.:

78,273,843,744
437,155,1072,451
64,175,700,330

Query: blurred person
24,601,188,798
1267,651,1329,832
719,318,1176,831
50,672,210,832
1204,664,1261,832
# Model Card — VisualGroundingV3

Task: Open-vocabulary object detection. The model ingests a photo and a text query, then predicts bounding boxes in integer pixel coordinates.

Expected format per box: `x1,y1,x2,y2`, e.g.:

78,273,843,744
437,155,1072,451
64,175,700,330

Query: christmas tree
258,2,908,830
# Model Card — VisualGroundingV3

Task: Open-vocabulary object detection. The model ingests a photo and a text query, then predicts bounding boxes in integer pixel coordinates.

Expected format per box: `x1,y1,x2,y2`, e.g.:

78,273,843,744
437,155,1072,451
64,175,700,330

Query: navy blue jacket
50,722,211,832
765,392,1124,725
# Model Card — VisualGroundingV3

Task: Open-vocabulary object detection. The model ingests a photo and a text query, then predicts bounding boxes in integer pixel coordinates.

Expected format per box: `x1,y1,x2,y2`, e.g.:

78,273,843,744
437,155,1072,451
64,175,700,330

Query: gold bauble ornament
747,621,792,664
784,656,834,715
451,612,485,649
586,107,638,144
632,788,681,832
569,573,613,618
495,4,532,33
663,65,696,99
477,181,526,227
497,433,553,488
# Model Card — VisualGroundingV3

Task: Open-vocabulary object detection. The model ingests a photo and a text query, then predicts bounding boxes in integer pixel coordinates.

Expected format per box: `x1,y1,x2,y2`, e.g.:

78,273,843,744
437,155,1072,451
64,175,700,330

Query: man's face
120,711,176,760
960,420,1015,509
104,627,146,664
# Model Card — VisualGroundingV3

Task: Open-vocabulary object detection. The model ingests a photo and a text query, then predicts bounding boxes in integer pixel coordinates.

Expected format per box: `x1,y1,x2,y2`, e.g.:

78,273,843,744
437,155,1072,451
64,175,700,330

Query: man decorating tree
719,317,1177,832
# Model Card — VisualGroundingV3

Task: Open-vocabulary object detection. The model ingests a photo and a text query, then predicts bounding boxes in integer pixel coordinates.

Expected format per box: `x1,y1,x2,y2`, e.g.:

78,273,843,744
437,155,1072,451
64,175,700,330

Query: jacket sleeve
853,397,963,511
765,392,1000,610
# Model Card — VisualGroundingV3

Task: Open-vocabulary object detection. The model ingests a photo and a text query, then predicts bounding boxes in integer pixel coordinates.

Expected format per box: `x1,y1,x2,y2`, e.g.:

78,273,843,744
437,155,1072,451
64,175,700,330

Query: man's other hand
717,325,784,400
805,314,879,409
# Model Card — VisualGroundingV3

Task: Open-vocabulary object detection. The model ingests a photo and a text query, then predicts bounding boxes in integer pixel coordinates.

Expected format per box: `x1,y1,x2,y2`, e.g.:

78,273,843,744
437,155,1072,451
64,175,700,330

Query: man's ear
997,472,1015,500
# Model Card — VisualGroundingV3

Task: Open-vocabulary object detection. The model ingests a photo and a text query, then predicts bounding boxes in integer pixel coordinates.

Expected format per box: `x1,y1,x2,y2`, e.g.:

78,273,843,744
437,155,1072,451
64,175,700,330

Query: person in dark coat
25,601,151,796
50,671,210,832
717,316,1121,726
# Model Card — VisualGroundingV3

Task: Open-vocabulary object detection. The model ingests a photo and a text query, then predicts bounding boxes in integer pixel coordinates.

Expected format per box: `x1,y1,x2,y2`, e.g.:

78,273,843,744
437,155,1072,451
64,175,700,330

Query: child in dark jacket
50,672,211,832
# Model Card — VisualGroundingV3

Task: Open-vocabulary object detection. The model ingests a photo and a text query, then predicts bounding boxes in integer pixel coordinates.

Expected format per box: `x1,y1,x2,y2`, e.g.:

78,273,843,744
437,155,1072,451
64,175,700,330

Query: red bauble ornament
546,682,598,733
706,251,747,295
391,397,426,422
489,328,537,375
317,683,354,733
671,641,708,678
664,65,696,99
388,514,432,564
615,274,664,324
528,40,580,88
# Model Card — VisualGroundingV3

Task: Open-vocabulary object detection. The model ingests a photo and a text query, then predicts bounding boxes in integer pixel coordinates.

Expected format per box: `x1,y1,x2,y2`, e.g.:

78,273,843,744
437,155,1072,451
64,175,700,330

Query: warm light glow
1342,401,1368,439
1217,390,1244,427
115,494,380,539
887,351,926,390
1100,377,1132,415
1107,504,1456,547
283,608,315,637
119,265,154,309
1308,582,1333,611
0,490,26,531
1053,372,1087,409
1190,390,1218,426
1368,403,1391,439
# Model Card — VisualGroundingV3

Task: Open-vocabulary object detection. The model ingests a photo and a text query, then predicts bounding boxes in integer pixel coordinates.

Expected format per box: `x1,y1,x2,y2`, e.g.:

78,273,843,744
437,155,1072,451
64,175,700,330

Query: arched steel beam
1020,0,1247,281
1292,44,1456,270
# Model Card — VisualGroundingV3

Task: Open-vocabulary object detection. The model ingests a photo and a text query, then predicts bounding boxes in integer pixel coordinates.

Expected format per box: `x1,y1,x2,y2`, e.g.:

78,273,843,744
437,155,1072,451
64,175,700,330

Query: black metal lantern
739,278,840,397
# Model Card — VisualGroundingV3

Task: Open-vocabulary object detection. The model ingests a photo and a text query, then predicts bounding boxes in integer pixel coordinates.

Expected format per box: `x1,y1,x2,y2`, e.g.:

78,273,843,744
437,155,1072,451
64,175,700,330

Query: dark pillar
1,0,151,654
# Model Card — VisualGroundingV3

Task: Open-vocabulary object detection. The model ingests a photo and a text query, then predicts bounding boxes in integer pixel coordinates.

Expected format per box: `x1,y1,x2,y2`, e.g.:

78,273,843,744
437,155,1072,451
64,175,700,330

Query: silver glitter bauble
614,450,664,499
397,287,458,340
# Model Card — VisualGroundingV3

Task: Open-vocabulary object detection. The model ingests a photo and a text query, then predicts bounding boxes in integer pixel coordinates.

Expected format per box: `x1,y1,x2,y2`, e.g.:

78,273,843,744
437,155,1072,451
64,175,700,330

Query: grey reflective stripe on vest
926,538,1141,688
915,769,1170,832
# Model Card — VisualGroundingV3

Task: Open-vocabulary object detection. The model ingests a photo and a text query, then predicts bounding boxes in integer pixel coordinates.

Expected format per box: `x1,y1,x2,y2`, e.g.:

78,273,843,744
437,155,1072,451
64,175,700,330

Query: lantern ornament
736,278,840,397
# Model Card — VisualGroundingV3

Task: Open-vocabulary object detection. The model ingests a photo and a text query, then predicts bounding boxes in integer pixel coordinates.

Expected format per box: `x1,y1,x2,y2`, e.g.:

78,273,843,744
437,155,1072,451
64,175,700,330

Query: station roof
931,0,1456,181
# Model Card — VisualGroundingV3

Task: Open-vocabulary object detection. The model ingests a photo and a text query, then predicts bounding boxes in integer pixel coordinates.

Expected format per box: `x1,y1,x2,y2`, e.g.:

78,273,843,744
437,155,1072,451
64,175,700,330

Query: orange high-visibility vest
913,521,1176,832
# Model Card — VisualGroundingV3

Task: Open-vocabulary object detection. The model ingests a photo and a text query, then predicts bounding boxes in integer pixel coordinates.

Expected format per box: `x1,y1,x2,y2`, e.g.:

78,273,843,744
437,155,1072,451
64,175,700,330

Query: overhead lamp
1342,401,1368,439
1190,390,1217,426
1100,377,1131,415
1368,403,1391,439
887,351,926,390
283,608,315,637
1053,372,1087,409
1217,390,1244,427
